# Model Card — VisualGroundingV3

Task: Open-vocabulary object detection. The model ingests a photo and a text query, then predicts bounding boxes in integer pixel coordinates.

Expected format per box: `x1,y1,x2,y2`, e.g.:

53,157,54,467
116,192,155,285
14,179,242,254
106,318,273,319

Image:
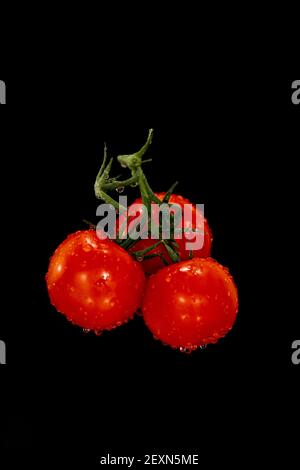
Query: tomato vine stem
94,129,181,262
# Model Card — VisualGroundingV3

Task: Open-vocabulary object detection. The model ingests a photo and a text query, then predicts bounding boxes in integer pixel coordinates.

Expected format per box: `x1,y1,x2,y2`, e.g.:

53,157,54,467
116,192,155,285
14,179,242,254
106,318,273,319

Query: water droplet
83,244,92,252
179,346,192,354
179,266,191,273
101,271,110,281
83,328,91,334
121,163,127,169
94,330,102,336
179,343,199,353
200,345,207,350
116,187,125,193
137,256,144,262
130,182,138,187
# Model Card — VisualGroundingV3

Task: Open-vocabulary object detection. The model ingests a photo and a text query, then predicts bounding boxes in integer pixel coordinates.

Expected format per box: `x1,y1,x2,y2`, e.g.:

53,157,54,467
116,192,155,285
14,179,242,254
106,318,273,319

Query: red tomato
46,230,145,332
118,193,212,274
142,258,238,351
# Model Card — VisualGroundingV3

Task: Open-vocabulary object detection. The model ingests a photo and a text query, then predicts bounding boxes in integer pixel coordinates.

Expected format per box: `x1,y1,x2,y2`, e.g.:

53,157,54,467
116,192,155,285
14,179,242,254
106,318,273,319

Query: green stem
94,130,155,213
82,219,96,228
120,236,139,250
132,240,164,258
143,253,169,266
162,181,179,203
162,240,180,263
117,129,154,172
94,129,182,265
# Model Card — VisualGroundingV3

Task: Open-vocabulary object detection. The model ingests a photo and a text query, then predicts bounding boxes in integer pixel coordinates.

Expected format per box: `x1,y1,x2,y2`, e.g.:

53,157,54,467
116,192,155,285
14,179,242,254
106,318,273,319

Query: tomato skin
119,193,212,274
142,258,238,350
46,230,145,331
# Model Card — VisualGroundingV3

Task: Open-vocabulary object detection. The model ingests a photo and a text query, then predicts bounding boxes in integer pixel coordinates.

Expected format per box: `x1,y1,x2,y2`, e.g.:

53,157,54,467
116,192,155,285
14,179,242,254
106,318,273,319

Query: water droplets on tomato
83,328,91,334
179,265,191,273
179,345,198,354
116,187,125,194
179,343,206,353
83,244,92,253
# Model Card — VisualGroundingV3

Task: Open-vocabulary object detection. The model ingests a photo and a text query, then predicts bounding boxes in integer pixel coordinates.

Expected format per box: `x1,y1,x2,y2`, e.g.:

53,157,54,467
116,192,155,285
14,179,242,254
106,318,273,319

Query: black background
0,76,299,464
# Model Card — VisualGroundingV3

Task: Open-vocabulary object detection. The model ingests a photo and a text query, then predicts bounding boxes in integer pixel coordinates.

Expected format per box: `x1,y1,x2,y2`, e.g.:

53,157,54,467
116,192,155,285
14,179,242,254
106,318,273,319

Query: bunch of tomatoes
46,130,238,352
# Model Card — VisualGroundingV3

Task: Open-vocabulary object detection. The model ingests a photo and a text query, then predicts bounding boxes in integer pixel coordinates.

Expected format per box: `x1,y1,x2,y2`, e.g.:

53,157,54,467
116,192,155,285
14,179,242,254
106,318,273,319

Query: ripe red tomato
118,193,212,274
46,230,145,332
142,258,238,351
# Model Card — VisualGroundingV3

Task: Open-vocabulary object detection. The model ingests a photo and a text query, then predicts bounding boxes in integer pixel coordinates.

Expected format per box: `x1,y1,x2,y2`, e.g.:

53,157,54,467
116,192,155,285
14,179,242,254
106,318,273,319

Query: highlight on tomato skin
142,257,239,351
46,230,146,332
118,193,213,275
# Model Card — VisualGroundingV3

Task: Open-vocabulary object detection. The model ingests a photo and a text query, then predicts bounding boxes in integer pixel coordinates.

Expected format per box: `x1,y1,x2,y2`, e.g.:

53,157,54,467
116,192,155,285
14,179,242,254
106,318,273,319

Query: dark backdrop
0,77,299,464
